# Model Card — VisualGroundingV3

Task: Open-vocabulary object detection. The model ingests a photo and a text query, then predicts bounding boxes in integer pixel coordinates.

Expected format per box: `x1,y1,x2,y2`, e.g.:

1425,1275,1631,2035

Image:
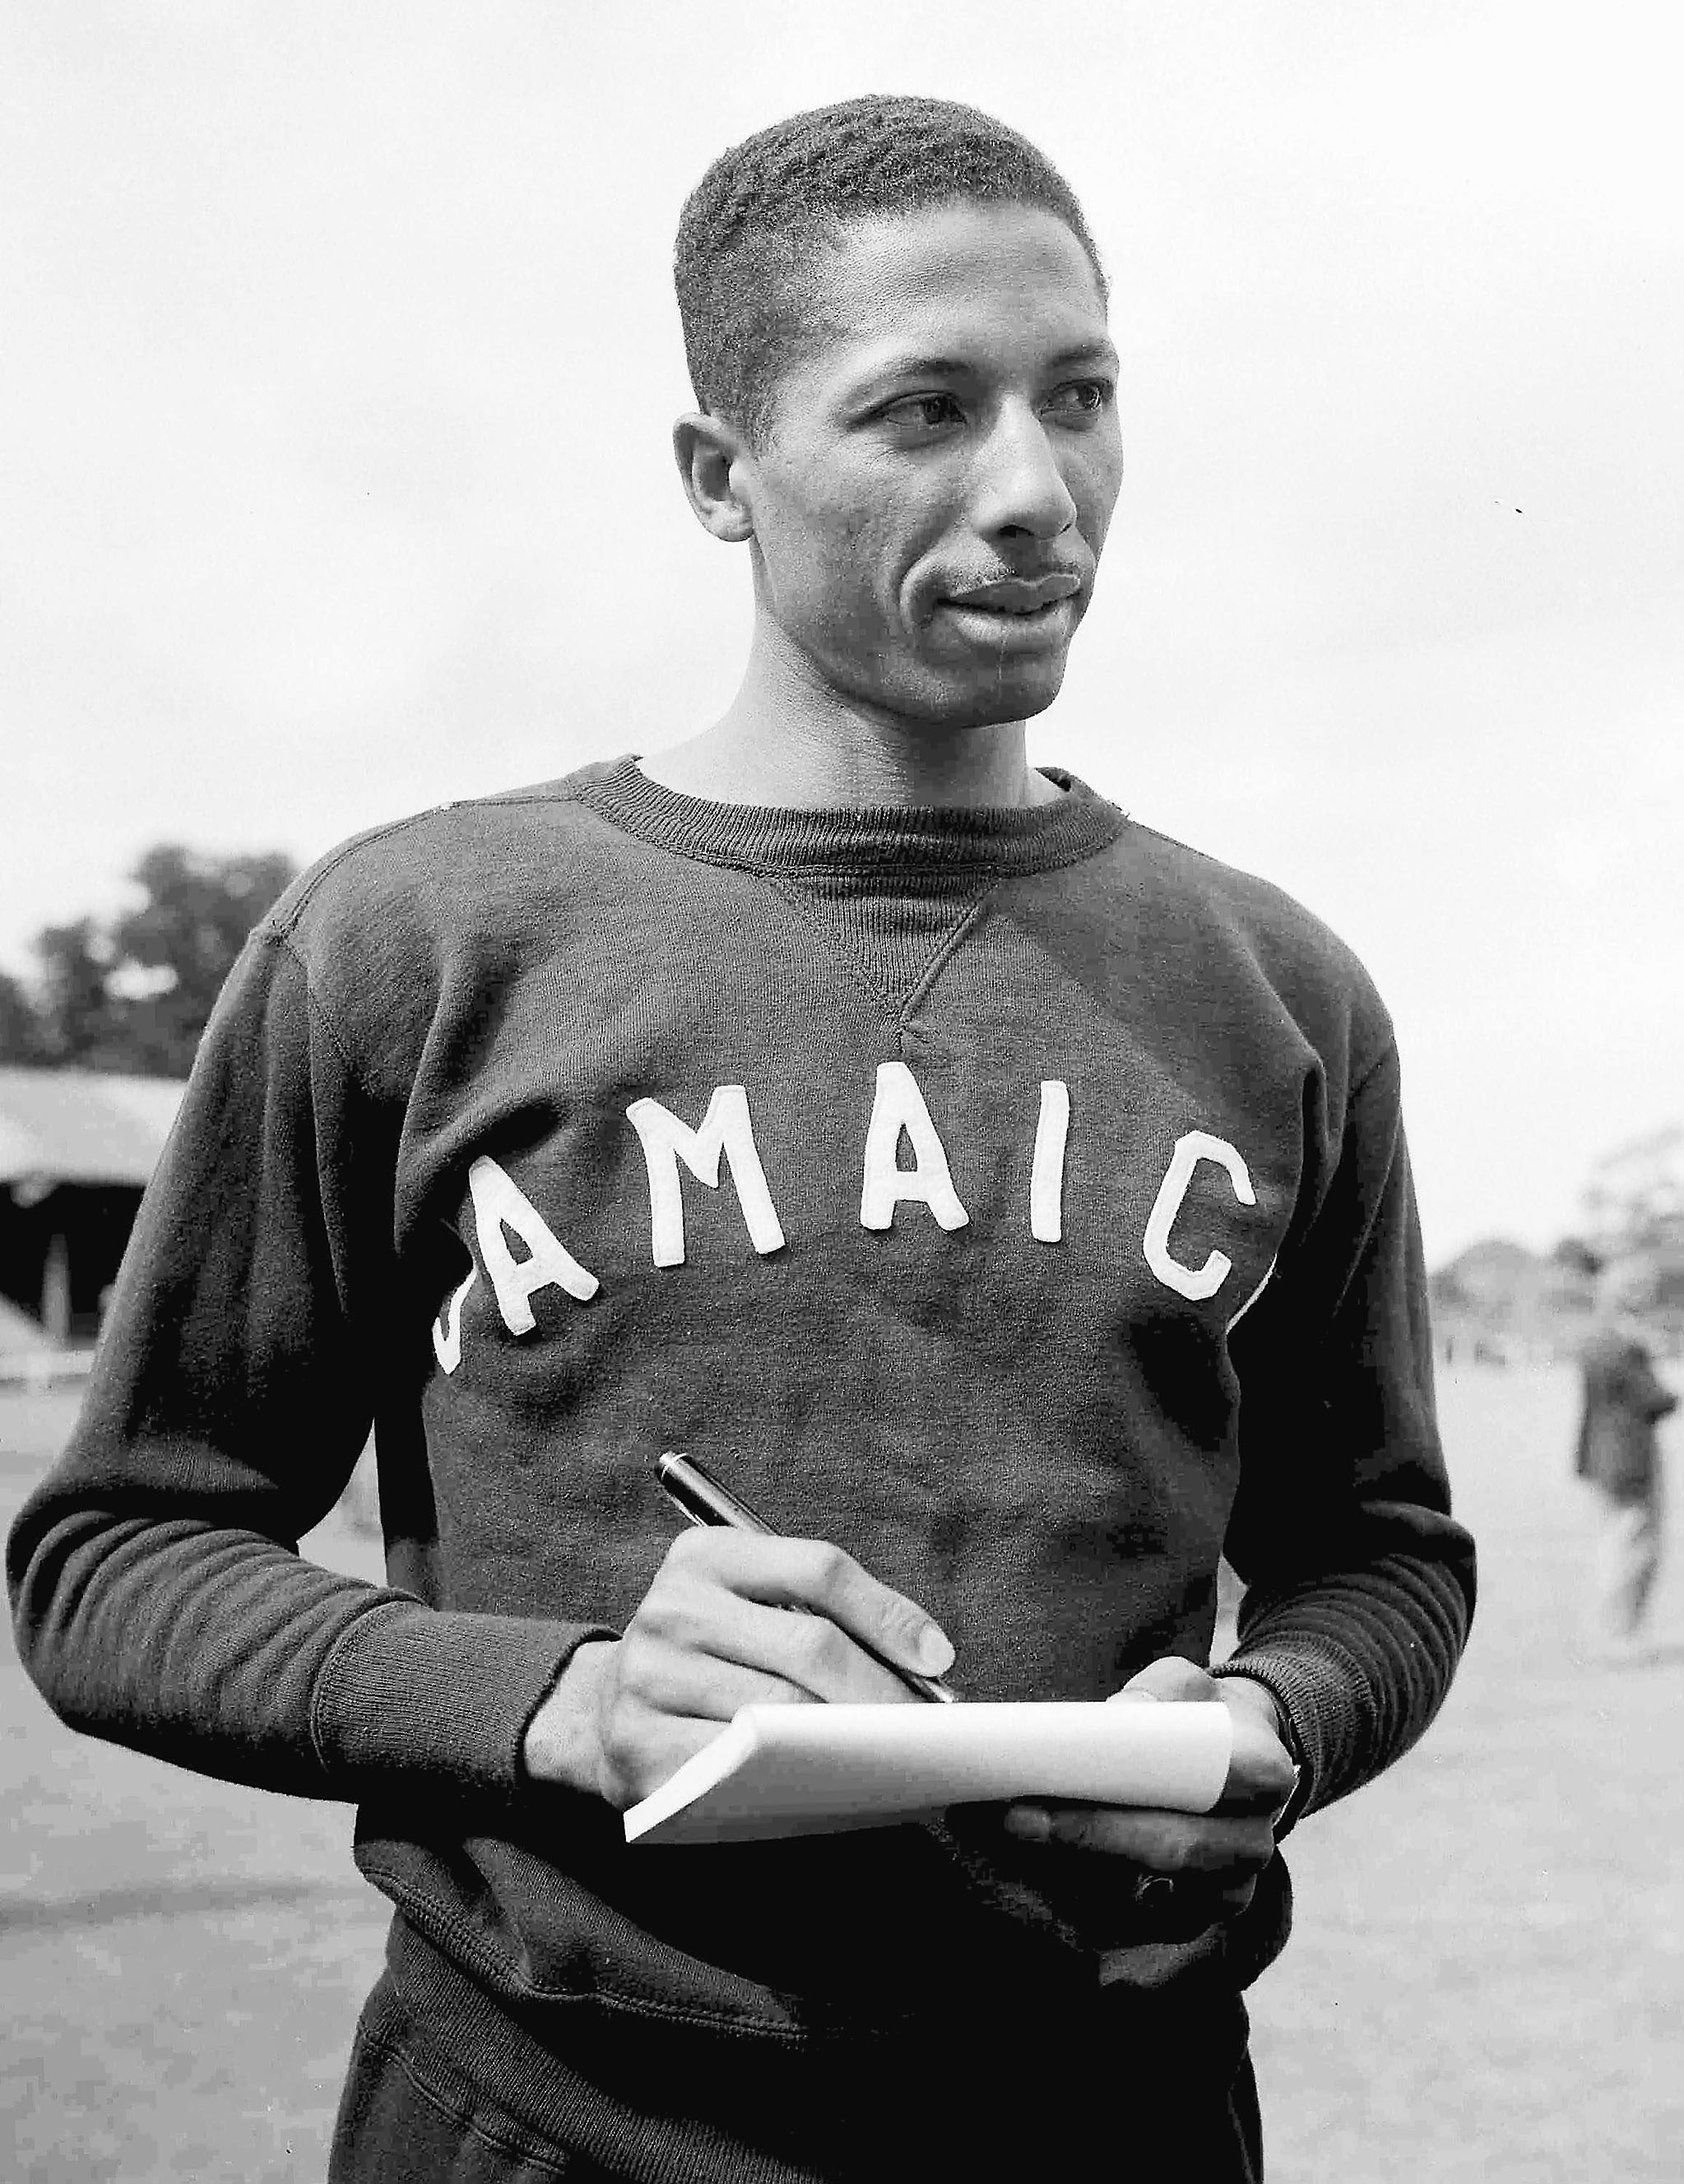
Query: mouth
932,575,1083,656
944,573,1083,615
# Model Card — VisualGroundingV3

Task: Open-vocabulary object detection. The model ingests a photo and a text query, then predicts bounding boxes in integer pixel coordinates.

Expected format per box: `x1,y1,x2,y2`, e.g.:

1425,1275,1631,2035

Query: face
728,200,1125,730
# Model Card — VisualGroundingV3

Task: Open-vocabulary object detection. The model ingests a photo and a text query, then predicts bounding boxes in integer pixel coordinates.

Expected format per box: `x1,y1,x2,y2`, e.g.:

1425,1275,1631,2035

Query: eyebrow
859,340,1120,387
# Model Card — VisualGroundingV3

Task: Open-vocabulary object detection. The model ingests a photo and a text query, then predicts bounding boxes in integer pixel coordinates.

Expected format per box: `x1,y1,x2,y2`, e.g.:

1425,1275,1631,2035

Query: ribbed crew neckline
574,755,1128,876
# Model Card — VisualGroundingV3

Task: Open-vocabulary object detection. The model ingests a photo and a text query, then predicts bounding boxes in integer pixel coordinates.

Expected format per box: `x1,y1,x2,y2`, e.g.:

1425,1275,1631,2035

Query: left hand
998,1657,1298,1931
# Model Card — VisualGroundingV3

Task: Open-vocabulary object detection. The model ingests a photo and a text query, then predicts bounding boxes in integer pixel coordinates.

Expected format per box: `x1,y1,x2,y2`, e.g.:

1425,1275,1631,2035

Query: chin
916,658,1069,731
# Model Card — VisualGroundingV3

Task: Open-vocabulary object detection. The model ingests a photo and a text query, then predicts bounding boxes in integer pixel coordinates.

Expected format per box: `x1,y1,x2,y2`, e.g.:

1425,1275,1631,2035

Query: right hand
521,1528,956,1809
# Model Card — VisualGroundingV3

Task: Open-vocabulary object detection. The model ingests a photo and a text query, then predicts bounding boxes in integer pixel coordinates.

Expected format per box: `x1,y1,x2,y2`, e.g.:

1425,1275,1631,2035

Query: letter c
1142,1130,1255,1301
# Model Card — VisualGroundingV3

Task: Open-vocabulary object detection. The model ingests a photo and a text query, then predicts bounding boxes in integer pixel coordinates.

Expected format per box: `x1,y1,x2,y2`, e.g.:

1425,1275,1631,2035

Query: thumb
1111,1654,1219,1705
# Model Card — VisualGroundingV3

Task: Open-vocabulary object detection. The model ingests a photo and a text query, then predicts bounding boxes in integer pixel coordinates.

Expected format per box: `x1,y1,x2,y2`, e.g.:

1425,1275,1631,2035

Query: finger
636,1584,923,1708
667,1528,955,1683
1130,1867,1260,1927
1214,1875,1260,1919
1221,1707,1299,1814
616,1631,823,1721
1114,1655,1219,1704
1000,1803,1278,1878
1109,1661,1295,1813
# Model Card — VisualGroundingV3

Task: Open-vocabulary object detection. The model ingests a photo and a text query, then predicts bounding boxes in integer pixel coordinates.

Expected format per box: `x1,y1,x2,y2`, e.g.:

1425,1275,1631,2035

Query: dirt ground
3,1366,1681,2181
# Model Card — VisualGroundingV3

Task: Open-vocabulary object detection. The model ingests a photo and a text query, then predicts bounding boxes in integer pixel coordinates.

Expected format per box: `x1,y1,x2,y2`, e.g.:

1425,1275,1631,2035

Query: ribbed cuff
1210,1639,1372,1835
309,1598,615,1796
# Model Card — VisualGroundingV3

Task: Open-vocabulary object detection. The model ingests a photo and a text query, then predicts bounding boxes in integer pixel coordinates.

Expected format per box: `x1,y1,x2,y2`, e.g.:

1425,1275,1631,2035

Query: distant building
0,1067,184,1354
1427,1236,1597,1366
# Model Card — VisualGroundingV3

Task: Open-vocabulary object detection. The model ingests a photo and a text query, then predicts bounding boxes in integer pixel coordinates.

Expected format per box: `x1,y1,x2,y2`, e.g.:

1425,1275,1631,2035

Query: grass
2,1393,388,2184
1250,1364,1684,2182
3,1366,1681,2180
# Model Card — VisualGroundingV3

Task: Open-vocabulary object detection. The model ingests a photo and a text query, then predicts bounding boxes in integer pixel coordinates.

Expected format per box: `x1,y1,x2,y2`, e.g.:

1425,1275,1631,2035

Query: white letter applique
625,1086,786,1268
468,1155,600,1332
1030,1080,1070,1243
431,1263,477,1374
859,1061,969,1233
1142,1130,1255,1301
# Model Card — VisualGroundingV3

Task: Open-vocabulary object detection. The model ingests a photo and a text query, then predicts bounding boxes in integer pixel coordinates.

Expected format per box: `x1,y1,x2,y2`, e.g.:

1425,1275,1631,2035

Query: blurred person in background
1575,1254,1677,1662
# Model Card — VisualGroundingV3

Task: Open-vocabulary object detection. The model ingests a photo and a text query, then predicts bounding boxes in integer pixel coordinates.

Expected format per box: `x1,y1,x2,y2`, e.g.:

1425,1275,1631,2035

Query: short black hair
674,95,1106,446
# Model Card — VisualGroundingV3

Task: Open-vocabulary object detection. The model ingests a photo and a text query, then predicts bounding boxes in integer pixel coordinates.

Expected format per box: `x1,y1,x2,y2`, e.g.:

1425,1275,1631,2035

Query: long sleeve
5,929,607,1802
1213,1041,1476,1829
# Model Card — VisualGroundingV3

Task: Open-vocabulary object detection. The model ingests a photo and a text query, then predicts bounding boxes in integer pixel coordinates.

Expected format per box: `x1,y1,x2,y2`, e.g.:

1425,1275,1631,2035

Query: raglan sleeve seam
1348,1034,1399,1110
260,924,376,1108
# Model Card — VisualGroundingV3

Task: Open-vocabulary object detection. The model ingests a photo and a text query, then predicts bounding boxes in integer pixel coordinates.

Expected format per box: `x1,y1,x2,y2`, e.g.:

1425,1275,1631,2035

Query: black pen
655,1450,958,1704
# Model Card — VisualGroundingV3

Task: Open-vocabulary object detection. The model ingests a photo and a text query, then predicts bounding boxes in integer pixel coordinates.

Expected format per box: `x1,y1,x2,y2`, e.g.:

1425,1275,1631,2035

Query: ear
672,411,756,543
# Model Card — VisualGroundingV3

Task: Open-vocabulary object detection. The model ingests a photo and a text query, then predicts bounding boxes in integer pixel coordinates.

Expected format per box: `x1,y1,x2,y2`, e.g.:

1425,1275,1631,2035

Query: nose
971,401,1079,542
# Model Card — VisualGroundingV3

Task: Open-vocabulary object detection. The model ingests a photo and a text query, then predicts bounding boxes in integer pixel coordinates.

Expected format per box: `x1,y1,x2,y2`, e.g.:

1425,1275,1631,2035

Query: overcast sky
3,1,1680,1264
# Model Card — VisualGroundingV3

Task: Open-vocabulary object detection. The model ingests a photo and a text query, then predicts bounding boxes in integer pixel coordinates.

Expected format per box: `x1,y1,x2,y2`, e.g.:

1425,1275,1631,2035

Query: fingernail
916,1624,956,1675
1002,1806,1050,1843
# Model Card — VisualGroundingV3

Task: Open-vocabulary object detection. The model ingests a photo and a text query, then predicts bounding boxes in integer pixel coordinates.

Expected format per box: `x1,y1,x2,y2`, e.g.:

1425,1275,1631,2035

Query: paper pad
624,1699,1233,1845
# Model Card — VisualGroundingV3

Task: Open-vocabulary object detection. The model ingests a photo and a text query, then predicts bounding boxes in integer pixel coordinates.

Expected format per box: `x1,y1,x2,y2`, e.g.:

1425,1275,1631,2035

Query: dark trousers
332,1971,1264,2183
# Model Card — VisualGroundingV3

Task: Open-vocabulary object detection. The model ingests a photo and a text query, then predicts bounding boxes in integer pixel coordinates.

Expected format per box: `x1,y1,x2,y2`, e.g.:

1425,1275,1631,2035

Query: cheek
1074,433,1125,547
769,495,907,622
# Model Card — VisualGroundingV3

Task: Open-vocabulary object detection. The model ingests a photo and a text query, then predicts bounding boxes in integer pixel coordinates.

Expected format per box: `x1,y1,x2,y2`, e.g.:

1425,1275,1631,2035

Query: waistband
378,1913,1256,2183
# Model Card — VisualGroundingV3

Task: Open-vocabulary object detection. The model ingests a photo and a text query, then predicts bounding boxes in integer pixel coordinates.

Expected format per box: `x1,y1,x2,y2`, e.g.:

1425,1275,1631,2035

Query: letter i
1031,1081,1069,1244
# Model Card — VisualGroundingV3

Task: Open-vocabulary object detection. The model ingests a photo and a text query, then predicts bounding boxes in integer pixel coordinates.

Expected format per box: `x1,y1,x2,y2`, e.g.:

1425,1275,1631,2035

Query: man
9,95,1473,2179
1576,1254,1677,1662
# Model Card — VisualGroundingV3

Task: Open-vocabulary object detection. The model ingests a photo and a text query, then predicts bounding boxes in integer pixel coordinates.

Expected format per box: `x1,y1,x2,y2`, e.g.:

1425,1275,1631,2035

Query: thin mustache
943,567,1087,598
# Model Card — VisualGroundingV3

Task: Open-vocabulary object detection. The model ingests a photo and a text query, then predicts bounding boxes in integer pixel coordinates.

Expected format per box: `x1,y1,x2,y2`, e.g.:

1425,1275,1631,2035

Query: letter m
625,1086,786,1268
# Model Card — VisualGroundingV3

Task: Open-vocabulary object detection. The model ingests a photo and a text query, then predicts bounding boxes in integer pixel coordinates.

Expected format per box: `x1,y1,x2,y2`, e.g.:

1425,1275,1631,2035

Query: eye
1044,378,1115,420
883,392,966,432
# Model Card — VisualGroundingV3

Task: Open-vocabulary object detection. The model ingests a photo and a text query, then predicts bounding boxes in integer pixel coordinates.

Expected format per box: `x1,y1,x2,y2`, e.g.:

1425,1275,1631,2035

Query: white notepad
624,1699,1233,1845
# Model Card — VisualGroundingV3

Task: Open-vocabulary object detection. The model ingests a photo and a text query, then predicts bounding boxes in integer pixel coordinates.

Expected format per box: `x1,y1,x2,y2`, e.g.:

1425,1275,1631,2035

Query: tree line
0,846,297,1079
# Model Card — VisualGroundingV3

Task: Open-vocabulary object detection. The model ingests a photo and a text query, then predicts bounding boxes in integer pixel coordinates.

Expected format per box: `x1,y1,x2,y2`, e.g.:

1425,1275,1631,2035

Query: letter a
468,1156,599,1333
625,1087,786,1268
431,1263,477,1374
860,1061,969,1233
1142,1130,1255,1301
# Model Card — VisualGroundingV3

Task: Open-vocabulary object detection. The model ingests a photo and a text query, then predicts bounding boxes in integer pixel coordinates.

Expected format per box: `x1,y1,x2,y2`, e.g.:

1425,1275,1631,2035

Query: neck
639,618,1064,810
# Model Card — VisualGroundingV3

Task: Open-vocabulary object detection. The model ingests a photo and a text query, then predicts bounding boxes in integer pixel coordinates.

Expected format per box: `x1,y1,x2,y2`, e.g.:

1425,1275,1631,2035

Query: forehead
793,200,1110,392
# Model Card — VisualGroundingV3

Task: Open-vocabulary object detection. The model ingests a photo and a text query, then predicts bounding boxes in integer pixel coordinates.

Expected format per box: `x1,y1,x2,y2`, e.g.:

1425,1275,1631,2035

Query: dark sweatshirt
7,760,1473,2174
